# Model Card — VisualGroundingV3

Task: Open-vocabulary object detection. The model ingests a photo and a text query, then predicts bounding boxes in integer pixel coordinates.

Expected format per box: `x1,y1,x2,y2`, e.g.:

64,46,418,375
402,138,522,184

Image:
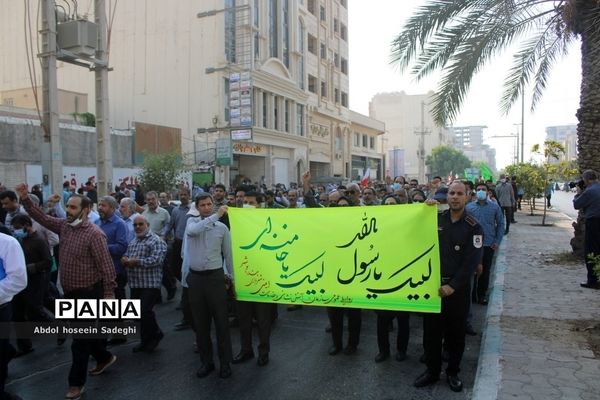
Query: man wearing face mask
466,183,504,305
232,192,273,367
14,183,117,400
496,174,516,234
10,213,53,357
433,187,449,212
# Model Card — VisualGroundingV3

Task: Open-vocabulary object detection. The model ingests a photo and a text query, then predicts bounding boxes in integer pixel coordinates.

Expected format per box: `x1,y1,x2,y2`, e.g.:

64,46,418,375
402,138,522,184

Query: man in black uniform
414,180,483,392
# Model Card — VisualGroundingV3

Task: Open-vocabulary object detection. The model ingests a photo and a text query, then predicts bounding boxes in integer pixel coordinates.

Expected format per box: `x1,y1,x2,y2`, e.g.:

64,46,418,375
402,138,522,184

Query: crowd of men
0,169,598,399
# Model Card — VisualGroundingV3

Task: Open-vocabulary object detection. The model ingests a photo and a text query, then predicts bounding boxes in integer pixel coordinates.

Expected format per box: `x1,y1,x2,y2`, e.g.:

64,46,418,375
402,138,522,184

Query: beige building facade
1,0,383,187
369,91,451,182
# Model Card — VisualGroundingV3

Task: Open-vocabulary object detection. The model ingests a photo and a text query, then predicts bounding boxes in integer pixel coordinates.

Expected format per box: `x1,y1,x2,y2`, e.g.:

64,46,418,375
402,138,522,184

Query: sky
348,0,581,170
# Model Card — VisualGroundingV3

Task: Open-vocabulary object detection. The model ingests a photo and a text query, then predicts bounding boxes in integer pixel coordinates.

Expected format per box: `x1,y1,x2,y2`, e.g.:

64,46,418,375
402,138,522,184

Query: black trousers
473,247,495,302
375,310,409,354
170,239,183,282
12,271,53,351
585,217,600,284
0,302,15,398
502,207,512,233
64,284,112,387
237,301,272,357
187,270,232,366
327,307,361,349
130,288,161,344
423,286,469,376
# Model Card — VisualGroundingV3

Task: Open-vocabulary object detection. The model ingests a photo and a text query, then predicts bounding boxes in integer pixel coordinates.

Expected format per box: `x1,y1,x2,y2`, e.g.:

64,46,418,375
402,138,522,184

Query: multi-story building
0,0,383,188
545,124,577,162
449,125,497,172
369,91,451,182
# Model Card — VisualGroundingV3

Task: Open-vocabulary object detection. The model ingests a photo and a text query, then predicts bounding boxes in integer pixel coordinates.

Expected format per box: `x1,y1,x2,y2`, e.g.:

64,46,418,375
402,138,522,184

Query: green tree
532,140,565,225
426,145,472,178
390,0,600,251
73,112,96,127
505,162,546,216
137,152,187,194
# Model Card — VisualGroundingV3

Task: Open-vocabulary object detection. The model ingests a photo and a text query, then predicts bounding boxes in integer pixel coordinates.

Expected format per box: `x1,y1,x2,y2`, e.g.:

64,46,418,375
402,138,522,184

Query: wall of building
0,116,135,188
369,91,450,180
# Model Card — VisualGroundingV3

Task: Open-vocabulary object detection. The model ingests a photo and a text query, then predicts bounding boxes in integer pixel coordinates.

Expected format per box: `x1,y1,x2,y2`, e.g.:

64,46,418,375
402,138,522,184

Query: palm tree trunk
571,0,600,256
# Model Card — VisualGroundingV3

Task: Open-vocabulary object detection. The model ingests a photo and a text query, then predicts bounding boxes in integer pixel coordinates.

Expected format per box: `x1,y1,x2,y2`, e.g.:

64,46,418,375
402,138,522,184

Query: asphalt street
6,289,485,400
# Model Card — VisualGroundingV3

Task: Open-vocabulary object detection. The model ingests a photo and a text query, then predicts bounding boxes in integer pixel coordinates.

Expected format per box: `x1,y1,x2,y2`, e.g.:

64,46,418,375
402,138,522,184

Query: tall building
545,124,577,162
369,91,451,182
448,125,497,172
0,0,383,187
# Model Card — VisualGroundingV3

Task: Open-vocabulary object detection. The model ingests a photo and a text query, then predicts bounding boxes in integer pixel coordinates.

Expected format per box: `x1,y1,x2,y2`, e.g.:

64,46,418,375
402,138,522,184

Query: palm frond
389,0,574,125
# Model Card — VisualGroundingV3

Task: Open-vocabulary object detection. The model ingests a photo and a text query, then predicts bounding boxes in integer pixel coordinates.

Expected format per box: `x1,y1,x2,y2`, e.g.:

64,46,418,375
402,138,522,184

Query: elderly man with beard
119,198,140,243
121,215,167,353
14,183,116,400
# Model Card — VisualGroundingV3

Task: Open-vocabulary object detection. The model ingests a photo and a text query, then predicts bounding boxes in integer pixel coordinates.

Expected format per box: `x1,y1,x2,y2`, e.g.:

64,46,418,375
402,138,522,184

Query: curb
471,236,507,399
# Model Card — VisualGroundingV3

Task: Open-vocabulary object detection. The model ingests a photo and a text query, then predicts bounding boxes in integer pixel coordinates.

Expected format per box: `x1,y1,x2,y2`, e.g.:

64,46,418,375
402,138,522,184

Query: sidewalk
474,207,600,399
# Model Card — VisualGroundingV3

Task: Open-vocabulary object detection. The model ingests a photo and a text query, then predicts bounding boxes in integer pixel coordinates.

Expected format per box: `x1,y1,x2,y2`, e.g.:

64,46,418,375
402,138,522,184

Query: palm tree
390,0,600,255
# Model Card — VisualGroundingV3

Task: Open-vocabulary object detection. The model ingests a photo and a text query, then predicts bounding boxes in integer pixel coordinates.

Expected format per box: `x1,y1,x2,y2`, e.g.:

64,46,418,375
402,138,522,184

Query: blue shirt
95,213,129,274
466,199,505,247
574,182,600,219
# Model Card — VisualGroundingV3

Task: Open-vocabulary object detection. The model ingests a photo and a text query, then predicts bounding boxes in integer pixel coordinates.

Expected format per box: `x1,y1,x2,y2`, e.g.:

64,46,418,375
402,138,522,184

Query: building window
225,0,236,62
362,134,368,148
308,75,317,93
320,5,326,22
282,0,289,67
262,92,268,128
274,96,280,130
307,0,316,15
321,80,327,98
333,18,339,33
298,19,305,89
253,0,260,59
284,100,290,132
308,34,317,54
224,78,230,122
320,42,326,59
341,57,348,74
334,88,340,103
341,91,348,107
3,98,14,106
354,132,360,147
269,0,278,58
340,0,347,8
297,104,305,136
369,137,375,149
334,53,339,68
340,23,347,41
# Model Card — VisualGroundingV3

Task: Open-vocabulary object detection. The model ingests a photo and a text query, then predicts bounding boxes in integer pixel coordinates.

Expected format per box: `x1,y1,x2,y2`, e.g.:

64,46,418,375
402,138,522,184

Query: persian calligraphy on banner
229,204,441,313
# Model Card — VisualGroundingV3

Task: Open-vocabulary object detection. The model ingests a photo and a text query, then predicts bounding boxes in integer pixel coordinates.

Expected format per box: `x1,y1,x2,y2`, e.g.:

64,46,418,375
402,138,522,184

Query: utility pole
520,90,525,163
95,0,112,197
414,101,430,182
40,0,63,196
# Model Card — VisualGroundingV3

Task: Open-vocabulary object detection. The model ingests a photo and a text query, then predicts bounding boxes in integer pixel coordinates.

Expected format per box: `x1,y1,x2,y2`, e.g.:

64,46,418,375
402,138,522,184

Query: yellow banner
229,204,441,313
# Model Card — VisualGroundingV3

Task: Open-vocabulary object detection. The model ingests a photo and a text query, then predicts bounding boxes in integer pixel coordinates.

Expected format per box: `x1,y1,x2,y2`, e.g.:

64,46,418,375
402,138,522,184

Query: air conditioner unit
57,19,98,57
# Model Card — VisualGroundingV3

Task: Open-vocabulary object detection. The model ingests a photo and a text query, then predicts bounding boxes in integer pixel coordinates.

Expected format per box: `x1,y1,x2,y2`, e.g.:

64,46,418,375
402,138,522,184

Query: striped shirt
21,196,116,298
124,231,167,288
